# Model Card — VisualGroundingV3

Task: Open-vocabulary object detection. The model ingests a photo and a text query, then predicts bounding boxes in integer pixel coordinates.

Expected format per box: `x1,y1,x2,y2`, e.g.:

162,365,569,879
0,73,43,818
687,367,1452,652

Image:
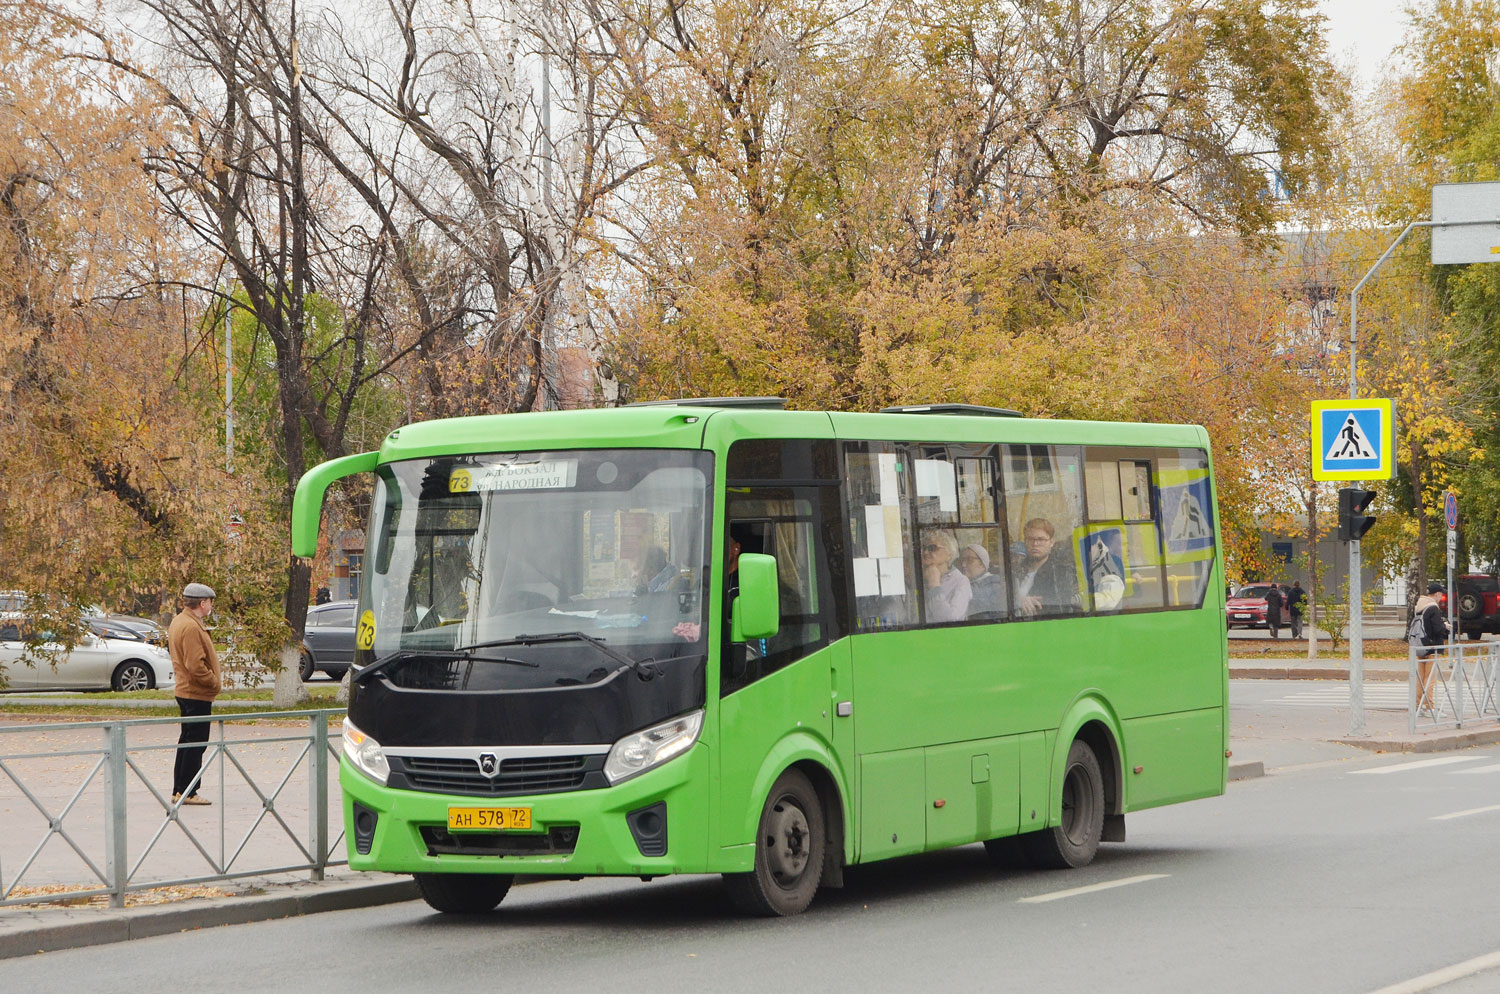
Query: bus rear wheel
414,872,513,914
1023,740,1104,869
725,768,825,917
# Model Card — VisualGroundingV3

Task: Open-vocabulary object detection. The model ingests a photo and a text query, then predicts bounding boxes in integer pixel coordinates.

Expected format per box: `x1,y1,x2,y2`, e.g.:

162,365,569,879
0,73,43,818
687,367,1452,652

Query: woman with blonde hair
921,530,971,623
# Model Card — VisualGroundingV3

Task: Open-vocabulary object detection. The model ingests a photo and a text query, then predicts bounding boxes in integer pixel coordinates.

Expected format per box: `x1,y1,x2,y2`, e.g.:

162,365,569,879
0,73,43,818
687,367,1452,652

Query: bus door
716,483,849,854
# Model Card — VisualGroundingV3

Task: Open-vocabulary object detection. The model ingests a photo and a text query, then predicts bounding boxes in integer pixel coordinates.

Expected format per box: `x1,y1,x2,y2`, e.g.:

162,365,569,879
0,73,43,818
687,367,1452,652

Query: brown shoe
181,794,212,806
171,793,181,804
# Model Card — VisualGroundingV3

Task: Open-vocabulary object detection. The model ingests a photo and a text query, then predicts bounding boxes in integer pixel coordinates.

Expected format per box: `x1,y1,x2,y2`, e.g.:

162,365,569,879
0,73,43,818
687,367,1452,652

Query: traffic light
1338,488,1377,541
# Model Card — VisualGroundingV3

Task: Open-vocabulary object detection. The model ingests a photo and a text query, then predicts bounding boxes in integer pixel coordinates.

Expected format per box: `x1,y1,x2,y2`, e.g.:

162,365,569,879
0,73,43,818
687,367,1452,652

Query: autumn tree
0,4,287,678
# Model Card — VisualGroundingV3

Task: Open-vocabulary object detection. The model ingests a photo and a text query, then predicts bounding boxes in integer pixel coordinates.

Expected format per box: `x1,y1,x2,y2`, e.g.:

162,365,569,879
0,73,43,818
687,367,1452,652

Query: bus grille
388,754,602,797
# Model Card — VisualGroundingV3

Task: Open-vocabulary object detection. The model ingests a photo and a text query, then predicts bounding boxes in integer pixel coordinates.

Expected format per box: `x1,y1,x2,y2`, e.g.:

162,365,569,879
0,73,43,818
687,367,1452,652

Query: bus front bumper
339,743,712,877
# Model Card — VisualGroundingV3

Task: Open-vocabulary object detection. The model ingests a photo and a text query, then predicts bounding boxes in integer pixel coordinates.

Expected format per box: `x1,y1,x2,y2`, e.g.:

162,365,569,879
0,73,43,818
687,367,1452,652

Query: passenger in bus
921,530,971,622
1013,517,1080,616
958,543,1007,618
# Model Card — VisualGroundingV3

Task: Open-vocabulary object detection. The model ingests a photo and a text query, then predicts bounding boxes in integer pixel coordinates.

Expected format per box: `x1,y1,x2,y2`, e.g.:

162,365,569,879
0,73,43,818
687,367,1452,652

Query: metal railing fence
0,709,346,908
1409,641,1500,733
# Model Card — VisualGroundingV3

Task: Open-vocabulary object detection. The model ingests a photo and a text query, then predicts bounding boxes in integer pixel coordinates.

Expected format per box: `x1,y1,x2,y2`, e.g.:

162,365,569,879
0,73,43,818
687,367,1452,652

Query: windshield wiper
352,647,537,686
459,632,661,680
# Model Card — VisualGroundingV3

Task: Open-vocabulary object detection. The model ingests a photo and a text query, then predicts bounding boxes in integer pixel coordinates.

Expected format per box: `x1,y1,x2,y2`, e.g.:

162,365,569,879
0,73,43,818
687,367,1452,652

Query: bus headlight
342,718,390,785
603,710,703,785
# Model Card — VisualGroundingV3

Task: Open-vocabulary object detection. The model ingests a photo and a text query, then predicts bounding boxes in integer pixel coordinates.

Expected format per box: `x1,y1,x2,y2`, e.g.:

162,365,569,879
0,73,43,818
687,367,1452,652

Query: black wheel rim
1060,762,1096,847
763,793,811,889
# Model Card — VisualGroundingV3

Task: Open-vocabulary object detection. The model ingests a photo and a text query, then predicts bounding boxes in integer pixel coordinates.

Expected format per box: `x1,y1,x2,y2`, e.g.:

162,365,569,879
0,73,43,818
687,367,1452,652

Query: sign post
1445,491,1459,637
1312,399,1396,736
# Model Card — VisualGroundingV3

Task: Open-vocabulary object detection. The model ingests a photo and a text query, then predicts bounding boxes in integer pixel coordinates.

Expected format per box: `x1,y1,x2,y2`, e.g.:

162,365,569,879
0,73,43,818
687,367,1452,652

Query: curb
0,878,417,960
1334,725,1500,753
1229,667,1407,681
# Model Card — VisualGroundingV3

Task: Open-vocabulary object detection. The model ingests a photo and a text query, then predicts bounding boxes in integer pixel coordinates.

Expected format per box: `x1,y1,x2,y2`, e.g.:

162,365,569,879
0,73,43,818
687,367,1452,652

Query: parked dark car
87,614,168,648
300,600,357,681
1453,573,1500,641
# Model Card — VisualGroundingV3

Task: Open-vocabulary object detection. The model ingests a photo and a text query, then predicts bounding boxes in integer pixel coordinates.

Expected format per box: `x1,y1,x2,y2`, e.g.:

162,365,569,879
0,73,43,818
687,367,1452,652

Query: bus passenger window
1159,449,1216,608
1003,445,1085,618
844,443,915,631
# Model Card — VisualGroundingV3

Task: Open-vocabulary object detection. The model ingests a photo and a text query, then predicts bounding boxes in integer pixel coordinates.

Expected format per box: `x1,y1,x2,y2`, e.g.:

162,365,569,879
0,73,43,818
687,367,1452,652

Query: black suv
1454,574,1500,641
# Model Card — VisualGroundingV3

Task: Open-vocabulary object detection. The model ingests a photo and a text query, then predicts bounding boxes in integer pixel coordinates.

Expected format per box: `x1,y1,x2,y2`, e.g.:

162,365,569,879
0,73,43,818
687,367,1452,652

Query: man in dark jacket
1264,584,1284,639
1285,581,1307,639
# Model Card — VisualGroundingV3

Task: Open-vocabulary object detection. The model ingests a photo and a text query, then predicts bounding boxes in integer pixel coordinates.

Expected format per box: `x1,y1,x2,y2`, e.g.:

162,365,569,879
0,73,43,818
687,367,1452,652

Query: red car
1226,583,1277,629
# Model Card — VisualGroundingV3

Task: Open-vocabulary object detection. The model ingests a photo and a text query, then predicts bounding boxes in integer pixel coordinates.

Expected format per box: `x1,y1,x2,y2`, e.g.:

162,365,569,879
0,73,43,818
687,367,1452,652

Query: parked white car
0,621,173,692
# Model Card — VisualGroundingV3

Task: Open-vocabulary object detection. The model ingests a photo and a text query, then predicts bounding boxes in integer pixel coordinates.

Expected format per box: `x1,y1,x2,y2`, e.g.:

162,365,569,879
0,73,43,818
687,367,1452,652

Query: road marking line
1364,948,1500,994
1449,763,1500,775
1350,756,1484,775
1017,873,1168,904
1431,804,1500,821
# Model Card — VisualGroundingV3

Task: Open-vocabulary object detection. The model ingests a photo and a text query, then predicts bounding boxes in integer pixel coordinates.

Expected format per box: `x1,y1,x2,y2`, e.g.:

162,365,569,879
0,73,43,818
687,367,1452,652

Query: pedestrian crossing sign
1310,399,1395,481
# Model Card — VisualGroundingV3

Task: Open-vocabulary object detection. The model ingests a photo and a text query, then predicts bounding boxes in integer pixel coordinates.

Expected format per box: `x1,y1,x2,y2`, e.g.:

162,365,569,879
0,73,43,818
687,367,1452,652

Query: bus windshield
361,448,712,684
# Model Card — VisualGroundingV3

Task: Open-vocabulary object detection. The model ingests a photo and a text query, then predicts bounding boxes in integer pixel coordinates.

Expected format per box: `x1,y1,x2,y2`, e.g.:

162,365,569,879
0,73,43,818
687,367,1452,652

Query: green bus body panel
715,644,851,856
291,450,378,557
297,405,1227,883
859,750,927,860
1121,709,1226,810
339,743,719,876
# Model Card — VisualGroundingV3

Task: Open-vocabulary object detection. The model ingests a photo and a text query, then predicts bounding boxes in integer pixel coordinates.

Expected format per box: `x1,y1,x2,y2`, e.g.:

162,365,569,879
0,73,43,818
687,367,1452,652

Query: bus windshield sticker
864,505,889,557
878,557,906,595
878,453,900,504
451,459,579,493
914,459,958,512
356,610,376,650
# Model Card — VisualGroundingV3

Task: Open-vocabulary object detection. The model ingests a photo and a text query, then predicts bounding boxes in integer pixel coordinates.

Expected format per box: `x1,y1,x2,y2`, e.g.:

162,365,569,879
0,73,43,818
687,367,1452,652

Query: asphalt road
7,746,1500,994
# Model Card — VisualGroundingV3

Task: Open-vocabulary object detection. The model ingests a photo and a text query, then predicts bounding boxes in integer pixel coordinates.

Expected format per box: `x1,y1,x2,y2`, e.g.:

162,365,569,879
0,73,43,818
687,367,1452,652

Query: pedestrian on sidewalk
1265,583,1284,639
1286,581,1307,639
168,582,221,806
1410,583,1450,716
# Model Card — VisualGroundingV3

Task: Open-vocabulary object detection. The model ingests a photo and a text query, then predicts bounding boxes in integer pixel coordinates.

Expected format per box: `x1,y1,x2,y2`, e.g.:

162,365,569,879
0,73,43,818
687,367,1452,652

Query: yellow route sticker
355,610,377,651
449,468,472,493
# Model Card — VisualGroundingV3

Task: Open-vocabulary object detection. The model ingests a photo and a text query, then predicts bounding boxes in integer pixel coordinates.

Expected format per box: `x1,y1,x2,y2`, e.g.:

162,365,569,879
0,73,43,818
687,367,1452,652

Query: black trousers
173,697,214,797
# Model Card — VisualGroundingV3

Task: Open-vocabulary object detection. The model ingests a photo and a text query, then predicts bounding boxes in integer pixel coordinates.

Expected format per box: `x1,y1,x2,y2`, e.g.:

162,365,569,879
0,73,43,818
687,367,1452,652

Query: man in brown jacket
169,582,221,805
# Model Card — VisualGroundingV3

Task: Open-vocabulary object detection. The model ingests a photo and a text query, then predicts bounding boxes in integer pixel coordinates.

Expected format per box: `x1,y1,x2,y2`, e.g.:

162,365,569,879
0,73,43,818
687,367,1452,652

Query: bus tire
413,872,513,914
724,768,825,916
1023,739,1104,869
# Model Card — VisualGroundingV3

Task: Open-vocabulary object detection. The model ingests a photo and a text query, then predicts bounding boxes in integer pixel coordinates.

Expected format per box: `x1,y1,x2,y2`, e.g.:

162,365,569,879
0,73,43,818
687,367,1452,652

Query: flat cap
183,582,216,599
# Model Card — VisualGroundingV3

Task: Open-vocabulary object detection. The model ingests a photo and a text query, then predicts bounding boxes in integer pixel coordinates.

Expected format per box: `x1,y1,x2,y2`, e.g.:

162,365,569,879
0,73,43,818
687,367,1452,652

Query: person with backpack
1409,583,1450,717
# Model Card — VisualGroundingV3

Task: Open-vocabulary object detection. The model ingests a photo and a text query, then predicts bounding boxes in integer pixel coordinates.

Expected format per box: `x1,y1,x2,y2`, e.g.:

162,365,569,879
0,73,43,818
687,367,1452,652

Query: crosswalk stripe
1449,763,1500,775
1351,756,1485,776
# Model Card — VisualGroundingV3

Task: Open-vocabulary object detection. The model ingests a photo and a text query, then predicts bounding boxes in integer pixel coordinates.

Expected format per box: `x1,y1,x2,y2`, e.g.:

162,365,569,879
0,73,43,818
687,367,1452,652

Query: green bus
292,399,1227,916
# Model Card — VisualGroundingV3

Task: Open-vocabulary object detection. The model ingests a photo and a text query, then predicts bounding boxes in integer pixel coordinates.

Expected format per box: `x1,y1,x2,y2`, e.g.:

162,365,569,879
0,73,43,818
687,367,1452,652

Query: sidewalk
0,868,417,958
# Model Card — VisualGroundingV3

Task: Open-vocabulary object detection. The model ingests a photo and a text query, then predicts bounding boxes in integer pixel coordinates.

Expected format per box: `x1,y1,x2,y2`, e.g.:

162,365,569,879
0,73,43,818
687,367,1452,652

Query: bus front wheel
725,768,825,916
414,872,513,914
1023,739,1104,869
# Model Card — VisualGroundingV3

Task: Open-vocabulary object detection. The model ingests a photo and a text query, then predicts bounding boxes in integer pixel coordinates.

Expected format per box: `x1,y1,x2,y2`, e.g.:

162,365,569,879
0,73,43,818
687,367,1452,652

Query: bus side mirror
291,451,380,557
731,553,780,642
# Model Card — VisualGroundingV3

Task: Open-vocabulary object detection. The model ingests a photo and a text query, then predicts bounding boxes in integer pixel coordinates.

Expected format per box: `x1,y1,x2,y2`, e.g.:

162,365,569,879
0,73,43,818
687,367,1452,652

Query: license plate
448,806,532,831
1234,614,1251,619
